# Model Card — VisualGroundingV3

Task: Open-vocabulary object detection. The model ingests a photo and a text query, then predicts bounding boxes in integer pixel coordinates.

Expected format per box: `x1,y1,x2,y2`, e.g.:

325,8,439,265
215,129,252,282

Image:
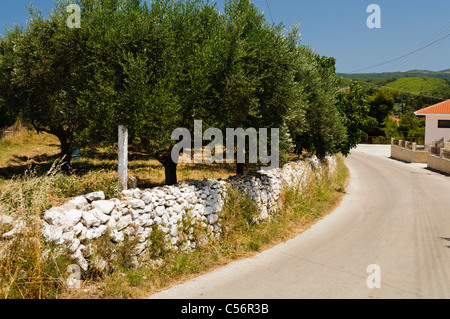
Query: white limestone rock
111,209,122,222
81,210,100,228
91,208,110,224
186,194,198,205
143,204,154,214
72,247,88,272
193,204,205,215
141,192,152,205
121,189,133,198
110,229,125,242
73,222,85,236
155,206,165,217
107,217,117,229
116,214,132,231
130,209,140,220
207,214,219,225
81,228,96,241
205,206,215,216
131,189,142,199
69,238,81,253
170,225,179,237
91,200,115,215
59,209,82,230
134,243,146,255
84,191,105,202
42,223,64,242
154,216,162,225
137,214,153,227
67,196,88,210
43,207,63,226
93,225,107,239
129,199,145,210
59,230,75,244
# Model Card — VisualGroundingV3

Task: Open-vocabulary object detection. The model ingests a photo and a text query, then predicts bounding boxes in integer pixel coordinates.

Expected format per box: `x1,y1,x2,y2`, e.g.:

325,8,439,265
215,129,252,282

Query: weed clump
0,163,73,298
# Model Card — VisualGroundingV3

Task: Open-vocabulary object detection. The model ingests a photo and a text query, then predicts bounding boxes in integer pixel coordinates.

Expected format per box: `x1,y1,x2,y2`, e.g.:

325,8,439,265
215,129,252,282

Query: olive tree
0,1,101,168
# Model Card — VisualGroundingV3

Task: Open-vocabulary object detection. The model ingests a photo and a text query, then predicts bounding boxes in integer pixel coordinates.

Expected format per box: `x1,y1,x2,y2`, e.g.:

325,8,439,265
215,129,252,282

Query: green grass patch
384,76,450,98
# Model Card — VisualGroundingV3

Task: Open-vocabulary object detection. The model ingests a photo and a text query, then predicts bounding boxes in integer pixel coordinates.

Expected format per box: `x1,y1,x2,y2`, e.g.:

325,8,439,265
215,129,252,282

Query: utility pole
118,125,128,191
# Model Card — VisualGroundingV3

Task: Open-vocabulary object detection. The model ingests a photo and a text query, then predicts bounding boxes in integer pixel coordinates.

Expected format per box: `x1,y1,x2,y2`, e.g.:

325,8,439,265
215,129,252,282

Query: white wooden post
118,125,128,191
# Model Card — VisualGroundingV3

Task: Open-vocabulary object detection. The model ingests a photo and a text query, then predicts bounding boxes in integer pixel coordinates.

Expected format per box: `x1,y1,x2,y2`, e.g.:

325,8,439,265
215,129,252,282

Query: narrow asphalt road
150,145,450,299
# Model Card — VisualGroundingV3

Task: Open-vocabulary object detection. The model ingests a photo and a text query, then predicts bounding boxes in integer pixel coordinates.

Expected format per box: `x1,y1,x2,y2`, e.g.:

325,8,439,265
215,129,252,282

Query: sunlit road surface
150,145,450,299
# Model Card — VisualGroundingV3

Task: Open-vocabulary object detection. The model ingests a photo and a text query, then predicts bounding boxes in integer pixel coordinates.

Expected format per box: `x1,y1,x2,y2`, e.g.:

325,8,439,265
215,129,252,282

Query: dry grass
62,156,349,299
0,124,60,167
0,162,73,299
0,125,237,203
0,125,349,299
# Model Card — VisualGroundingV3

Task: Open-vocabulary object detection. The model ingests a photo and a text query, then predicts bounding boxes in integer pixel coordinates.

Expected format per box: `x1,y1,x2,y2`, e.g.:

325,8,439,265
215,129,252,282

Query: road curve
150,146,450,299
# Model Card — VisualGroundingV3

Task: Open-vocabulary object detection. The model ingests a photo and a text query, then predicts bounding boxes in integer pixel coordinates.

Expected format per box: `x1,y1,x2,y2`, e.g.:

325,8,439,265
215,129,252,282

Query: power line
349,33,450,74
392,21,450,71
403,21,450,58
395,37,450,71
265,0,274,24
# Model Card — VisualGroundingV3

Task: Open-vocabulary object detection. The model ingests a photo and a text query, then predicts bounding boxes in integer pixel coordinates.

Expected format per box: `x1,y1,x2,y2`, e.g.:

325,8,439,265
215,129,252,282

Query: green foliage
384,77,450,99
336,80,377,154
340,75,449,112
399,107,424,140
339,73,434,142
0,102,16,129
0,27,22,129
286,50,346,158
338,70,450,81
1,0,356,183
219,186,259,245
0,1,105,165
382,106,424,143
51,171,119,200
383,116,400,138
367,88,397,136
75,0,332,179
147,224,171,259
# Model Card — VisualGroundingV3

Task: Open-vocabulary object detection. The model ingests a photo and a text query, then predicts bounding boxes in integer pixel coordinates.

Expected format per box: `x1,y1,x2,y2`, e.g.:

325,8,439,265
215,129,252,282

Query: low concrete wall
390,139,428,163
427,145,450,175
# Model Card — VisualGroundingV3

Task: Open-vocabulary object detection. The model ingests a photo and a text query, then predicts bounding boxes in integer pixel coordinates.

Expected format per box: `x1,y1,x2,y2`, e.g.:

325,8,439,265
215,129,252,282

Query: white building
415,99,450,148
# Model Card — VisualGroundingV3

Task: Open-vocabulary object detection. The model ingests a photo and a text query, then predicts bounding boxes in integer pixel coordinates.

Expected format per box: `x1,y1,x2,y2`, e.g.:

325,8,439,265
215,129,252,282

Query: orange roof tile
415,99,450,115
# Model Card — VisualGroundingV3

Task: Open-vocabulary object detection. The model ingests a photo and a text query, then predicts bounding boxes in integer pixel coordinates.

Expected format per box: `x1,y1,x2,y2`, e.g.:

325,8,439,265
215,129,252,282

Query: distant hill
384,77,450,98
337,68,450,100
337,69,450,81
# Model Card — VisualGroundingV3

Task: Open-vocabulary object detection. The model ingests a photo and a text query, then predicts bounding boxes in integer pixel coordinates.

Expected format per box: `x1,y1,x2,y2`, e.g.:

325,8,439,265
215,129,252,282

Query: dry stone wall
3,156,337,272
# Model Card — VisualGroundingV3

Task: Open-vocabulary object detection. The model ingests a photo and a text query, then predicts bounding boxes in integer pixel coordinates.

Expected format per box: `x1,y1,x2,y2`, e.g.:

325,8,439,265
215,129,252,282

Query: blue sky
1,0,449,74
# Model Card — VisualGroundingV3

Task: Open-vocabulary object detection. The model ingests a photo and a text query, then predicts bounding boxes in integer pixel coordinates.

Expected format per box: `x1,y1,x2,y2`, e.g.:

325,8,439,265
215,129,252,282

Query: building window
438,120,450,128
